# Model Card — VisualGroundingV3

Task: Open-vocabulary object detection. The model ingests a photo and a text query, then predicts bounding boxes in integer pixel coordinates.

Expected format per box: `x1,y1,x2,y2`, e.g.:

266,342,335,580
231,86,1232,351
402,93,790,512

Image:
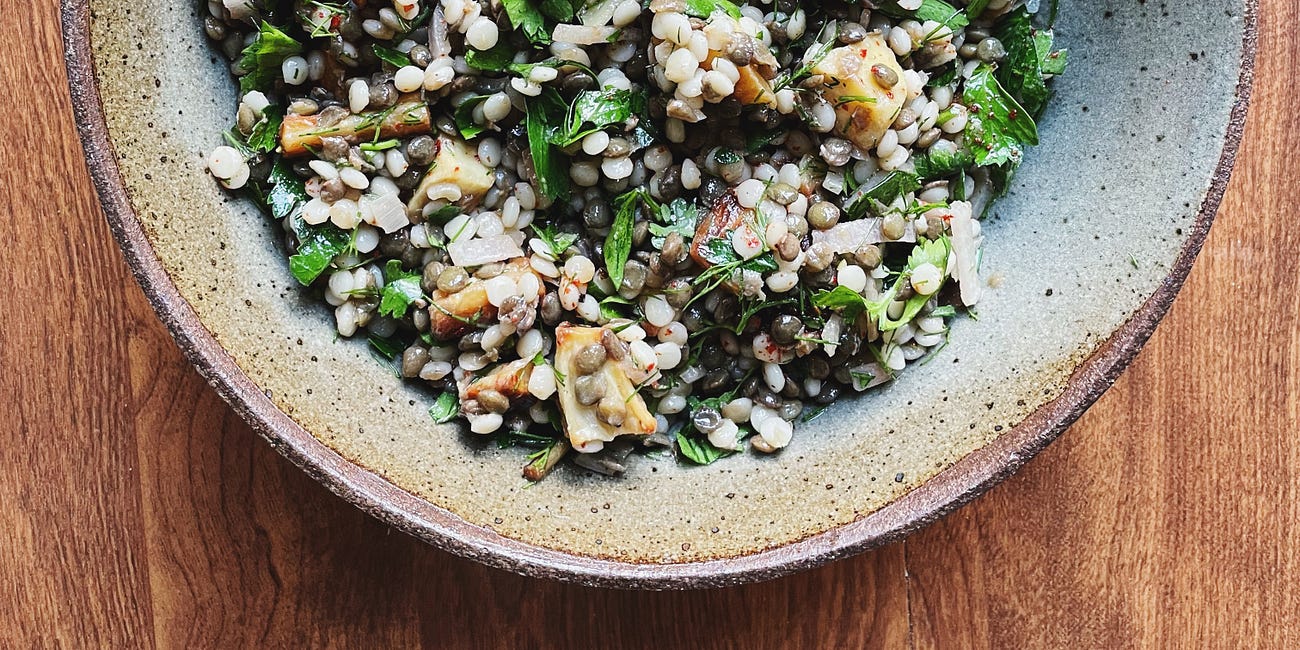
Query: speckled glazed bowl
63,0,1255,588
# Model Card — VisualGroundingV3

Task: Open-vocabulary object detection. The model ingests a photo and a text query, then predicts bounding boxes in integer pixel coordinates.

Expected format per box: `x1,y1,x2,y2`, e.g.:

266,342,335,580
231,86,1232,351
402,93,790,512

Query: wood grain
0,0,1291,646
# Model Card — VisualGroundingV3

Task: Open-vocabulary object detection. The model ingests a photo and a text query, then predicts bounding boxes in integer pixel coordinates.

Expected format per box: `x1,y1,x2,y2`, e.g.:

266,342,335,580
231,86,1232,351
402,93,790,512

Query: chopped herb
379,260,424,318
606,188,654,287
681,0,742,20
454,95,490,140
913,146,975,180
426,204,461,224
966,0,991,18
874,0,969,30
676,428,733,465
844,170,922,218
533,224,579,258
812,237,951,331
648,198,699,248
428,391,459,424
550,88,645,147
835,95,878,106
464,42,516,71
598,295,636,321
539,0,584,22
264,158,309,220
525,88,570,199
714,148,742,166
288,219,351,285
962,64,1039,168
995,9,1068,117
367,333,405,361
359,138,401,152
237,22,303,93
501,0,549,43
496,427,558,449
929,305,958,318
372,44,411,68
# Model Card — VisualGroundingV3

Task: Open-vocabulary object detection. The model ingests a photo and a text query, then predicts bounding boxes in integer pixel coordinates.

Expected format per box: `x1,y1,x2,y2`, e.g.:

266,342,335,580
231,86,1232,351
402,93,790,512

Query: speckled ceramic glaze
63,0,1255,587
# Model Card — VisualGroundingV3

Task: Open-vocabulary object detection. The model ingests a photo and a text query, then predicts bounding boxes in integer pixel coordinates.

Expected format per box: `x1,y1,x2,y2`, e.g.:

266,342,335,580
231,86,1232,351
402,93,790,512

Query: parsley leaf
874,0,969,30
961,64,1038,168
367,334,406,361
241,104,283,154
379,260,424,318
648,198,699,248
844,171,922,219
429,391,459,424
550,88,644,147
606,188,654,287
525,88,570,199
813,237,952,331
913,146,975,180
533,224,579,258
237,22,303,93
464,43,517,71
681,0,743,20
994,9,1068,117
676,428,733,465
372,44,411,68
288,218,351,286
454,95,490,140
501,0,550,43
539,0,583,21
265,158,308,220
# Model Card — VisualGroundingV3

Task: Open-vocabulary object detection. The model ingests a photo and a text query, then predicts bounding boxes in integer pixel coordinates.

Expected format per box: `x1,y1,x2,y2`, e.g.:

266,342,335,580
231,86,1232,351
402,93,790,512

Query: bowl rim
60,0,1258,589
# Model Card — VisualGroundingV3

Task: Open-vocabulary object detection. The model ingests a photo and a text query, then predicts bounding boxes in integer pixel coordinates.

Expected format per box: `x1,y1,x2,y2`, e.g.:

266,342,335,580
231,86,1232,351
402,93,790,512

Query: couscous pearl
601,156,634,180
911,263,943,295
222,163,251,190
302,198,331,225
837,264,869,293
469,413,504,434
339,167,370,190
663,47,698,84
643,295,675,327
465,16,499,50
483,92,512,122
564,255,596,284
613,0,642,27
384,150,409,178
582,131,611,156
348,79,370,113
763,362,786,393
354,224,380,253
658,322,688,346
282,56,309,85
393,65,425,92
207,146,243,179
681,159,701,189
528,364,557,400
308,159,338,180
654,343,682,370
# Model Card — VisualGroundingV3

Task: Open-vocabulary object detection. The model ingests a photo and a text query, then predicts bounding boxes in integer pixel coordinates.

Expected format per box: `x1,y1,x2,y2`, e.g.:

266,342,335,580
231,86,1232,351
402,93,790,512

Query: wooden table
5,1,1293,646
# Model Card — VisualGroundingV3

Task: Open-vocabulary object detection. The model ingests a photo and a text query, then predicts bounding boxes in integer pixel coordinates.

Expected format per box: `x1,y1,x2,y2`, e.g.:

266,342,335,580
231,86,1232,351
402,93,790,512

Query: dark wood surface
5,0,1293,646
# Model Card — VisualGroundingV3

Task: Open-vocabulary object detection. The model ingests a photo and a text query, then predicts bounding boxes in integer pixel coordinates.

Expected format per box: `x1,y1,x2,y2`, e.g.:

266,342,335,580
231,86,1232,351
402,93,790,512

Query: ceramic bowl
62,0,1256,588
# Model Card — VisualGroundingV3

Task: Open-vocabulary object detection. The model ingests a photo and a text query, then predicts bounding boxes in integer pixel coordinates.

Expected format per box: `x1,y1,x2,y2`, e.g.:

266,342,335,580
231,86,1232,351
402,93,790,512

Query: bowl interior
76,0,1250,579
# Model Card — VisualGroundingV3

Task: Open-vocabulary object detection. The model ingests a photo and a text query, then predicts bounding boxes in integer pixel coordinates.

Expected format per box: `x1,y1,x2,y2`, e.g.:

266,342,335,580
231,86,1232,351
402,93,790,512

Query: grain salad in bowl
203,0,1066,480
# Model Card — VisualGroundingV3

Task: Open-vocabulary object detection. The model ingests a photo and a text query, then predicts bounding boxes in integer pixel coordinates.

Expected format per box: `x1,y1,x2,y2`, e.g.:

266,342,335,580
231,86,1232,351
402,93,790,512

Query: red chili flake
1008,109,1019,120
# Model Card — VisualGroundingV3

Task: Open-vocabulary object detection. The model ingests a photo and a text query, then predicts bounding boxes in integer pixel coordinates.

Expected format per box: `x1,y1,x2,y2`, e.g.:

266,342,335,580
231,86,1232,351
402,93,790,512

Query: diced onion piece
447,235,524,267
847,362,891,391
810,217,915,253
361,192,409,234
552,24,619,45
948,200,982,307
